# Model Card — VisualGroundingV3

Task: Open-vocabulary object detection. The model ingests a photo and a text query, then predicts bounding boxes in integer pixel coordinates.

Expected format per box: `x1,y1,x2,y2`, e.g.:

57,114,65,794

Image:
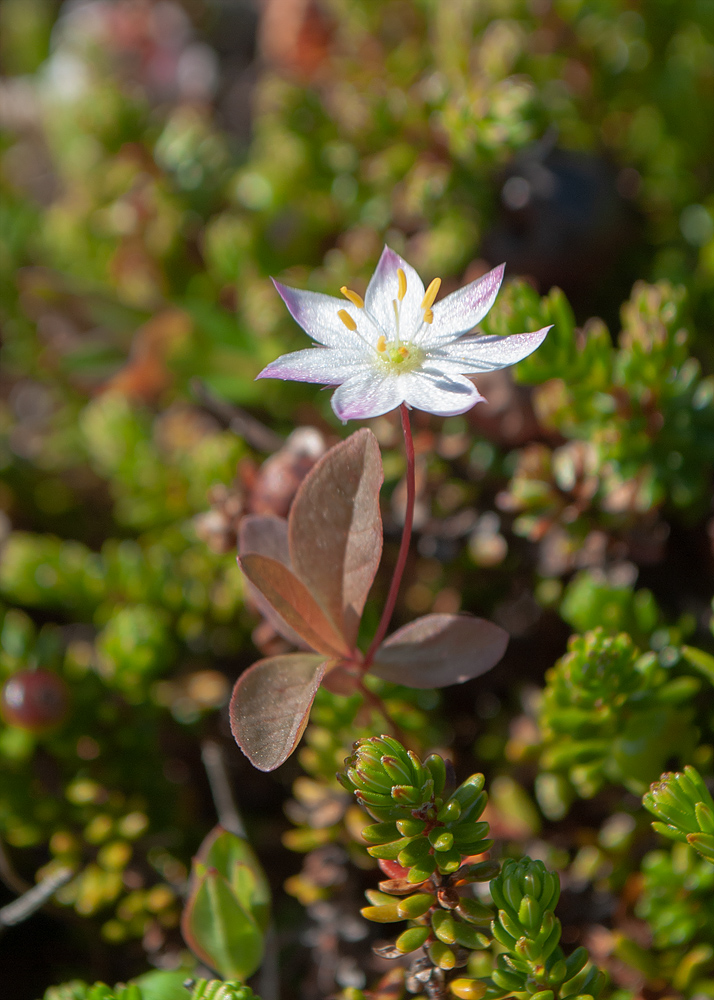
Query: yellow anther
377,335,387,352
398,345,409,358
423,308,434,324
340,286,364,309
397,268,407,302
421,277,441,311
337,309,357,331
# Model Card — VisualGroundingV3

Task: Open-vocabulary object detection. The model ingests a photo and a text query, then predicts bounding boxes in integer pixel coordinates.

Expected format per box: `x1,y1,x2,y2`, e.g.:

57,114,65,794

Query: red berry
1,670,70,732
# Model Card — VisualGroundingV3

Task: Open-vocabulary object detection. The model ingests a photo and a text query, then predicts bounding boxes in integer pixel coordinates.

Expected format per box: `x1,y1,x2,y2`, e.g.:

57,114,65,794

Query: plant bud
518,894,542,933
381,756,414,785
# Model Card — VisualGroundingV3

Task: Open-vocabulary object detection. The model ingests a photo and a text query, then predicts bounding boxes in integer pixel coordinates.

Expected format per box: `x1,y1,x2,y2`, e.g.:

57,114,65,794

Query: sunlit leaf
239,515,308,648
230,653,332,771
289,427,383,645
240,554,351,657
371,613,509,689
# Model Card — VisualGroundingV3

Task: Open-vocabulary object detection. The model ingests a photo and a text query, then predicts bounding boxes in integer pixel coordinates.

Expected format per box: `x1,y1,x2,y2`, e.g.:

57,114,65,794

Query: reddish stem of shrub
363,403,415,668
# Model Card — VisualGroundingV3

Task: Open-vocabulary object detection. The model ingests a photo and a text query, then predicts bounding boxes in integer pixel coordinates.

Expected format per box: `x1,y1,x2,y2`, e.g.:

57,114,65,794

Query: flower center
336,266,441,371
375,334,424,372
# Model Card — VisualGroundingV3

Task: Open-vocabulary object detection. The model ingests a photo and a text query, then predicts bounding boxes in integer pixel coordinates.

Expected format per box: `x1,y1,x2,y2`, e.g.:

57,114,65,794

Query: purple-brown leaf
371,613,509,689
240,513,291,565
229,653,332,771
288,427,383,646
239,515,308,648
240,553,351,657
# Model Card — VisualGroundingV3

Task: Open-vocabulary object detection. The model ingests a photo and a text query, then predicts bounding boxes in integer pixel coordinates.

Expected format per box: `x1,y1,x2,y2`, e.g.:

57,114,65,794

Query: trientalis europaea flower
258,245,550,421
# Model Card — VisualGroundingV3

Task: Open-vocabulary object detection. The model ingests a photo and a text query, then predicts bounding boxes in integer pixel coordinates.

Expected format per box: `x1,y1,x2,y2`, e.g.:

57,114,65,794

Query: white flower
258,246,550,422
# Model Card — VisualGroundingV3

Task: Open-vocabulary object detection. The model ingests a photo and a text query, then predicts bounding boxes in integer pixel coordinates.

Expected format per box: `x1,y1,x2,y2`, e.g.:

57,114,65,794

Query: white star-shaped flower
258,245,550,422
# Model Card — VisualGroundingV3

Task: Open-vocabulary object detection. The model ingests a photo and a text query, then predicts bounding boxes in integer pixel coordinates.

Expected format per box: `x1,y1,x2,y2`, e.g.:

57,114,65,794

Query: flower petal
364,246,425,340
272,280,376,349
439,326,551,373
426,264,505,346
257,347,369,385
331,370,405,422
401,370,484,416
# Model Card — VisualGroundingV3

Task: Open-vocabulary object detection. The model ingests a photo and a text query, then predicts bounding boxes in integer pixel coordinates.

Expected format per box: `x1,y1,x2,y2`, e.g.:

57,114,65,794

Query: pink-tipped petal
401,370,485,416
441,326,551,373
272,280,377,349
330,371,405,422
364,245,426,339
427,264,506,346
257,347,369,385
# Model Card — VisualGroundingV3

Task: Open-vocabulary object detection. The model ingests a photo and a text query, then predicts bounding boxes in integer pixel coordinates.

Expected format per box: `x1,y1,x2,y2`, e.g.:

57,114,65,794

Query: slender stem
201,740,246,838
0,866,73,927
363,403,415,668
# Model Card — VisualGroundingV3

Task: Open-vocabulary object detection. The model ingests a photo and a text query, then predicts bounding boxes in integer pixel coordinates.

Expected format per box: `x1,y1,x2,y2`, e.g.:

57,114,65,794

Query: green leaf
395,925,430,953
197,827,271,932
360,901,402,922
687,832,714,863
132,971,191,1000
681,645,714,684
181,868,264,981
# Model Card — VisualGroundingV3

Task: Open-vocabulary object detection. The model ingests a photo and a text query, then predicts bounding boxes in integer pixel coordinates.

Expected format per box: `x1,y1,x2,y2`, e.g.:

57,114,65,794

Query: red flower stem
363,403,415,669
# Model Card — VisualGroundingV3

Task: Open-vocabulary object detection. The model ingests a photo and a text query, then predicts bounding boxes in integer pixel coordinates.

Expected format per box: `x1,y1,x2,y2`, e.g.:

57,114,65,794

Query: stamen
397,268,407,302
423,308,433,324
340,286,364,309
421,277,441,311
398,346,409,358
377,335,387,352
337,309,357,331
